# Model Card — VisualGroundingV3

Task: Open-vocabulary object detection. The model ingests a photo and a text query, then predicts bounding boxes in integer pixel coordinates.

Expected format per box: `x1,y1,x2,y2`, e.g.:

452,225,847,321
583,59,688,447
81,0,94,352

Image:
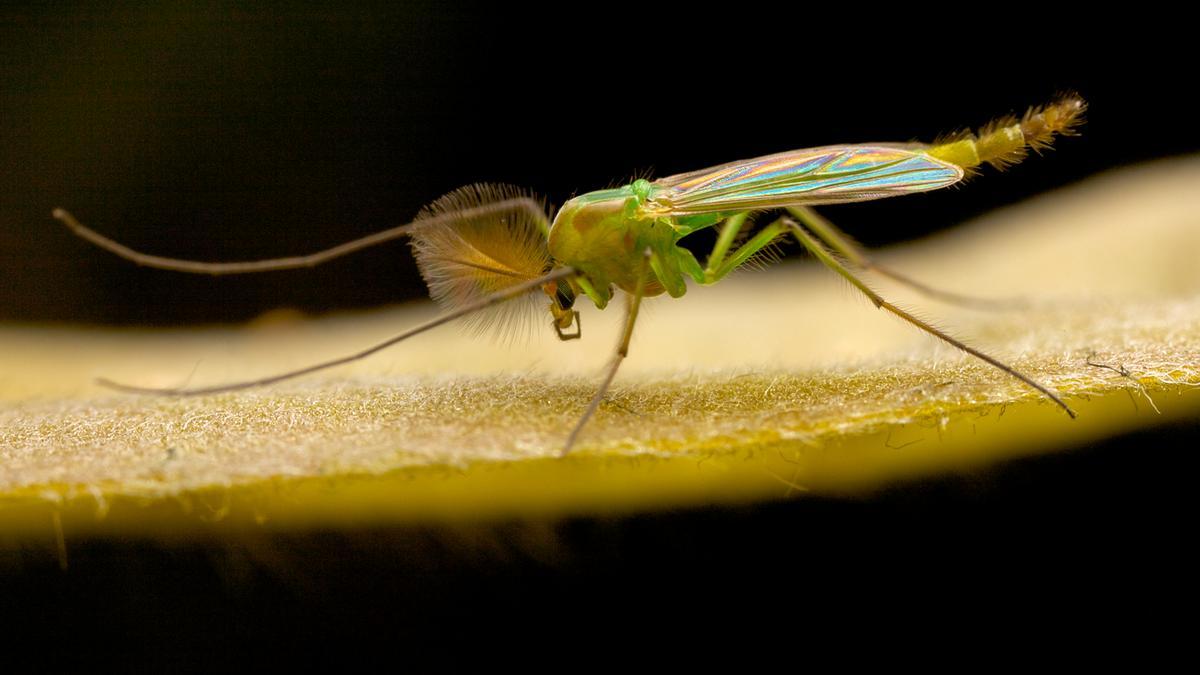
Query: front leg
53,196,550,276
562,248,653,455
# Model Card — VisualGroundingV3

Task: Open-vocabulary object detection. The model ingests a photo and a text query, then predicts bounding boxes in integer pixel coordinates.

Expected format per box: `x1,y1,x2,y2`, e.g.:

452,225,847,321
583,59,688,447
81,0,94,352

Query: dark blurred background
2,3,1195,325
2,5,1196,659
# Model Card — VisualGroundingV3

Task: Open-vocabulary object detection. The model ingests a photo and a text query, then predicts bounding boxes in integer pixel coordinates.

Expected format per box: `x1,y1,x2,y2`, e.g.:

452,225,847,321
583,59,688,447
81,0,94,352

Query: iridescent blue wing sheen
645,145,963,216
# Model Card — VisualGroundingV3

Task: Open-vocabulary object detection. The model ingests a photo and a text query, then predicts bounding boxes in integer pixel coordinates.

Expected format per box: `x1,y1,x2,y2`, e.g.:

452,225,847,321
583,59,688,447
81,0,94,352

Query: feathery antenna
408,184,554,341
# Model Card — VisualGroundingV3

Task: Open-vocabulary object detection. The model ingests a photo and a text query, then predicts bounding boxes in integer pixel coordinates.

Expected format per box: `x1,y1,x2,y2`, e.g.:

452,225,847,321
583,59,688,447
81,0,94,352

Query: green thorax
547,180,716,309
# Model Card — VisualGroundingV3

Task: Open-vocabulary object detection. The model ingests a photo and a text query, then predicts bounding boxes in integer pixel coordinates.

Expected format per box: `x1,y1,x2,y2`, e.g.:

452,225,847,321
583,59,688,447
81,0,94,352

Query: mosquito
54,95,1086,454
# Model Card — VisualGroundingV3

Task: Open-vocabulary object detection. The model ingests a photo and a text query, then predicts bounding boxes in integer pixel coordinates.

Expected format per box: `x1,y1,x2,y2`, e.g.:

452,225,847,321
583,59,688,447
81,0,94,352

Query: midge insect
54,95,1086,454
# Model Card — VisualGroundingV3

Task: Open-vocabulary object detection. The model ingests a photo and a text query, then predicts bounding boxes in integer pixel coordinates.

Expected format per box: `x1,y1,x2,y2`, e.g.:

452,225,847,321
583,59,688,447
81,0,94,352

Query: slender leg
562,249,653,454
52,197,548,275
785,217,1076,417
787,206,1027,309
703,215,789,284
703,212,749,279
98,267,578,396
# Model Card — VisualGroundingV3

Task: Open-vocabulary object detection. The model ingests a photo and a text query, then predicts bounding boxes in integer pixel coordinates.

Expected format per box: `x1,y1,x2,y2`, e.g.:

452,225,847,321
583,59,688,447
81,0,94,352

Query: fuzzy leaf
2,158,1199,536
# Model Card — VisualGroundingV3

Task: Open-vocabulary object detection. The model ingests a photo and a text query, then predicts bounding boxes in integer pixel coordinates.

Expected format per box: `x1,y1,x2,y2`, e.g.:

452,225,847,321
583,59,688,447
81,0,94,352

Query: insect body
549,145,963,307
55,95,1086,453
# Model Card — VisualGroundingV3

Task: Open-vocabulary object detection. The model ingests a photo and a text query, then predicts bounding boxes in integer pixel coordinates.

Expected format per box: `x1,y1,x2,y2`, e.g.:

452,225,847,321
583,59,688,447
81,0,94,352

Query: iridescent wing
645,144,963,216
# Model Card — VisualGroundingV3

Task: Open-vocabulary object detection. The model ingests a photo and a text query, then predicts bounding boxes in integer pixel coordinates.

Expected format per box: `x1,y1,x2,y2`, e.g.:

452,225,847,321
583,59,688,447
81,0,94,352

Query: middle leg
703,213,790,284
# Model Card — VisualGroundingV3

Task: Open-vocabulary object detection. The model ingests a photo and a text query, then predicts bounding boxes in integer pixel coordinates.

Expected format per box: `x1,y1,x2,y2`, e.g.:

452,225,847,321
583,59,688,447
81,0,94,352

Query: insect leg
785,218,1076,418
96,267,578,396
704,218,790,284
786,206,1027,310
703,212,749,279
52,197,548,275
562,249,653,455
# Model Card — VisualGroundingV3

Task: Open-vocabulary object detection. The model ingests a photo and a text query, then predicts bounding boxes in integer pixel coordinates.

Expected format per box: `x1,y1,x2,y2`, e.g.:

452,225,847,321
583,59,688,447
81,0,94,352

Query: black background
2,3,1196,325
1,3,1196,664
